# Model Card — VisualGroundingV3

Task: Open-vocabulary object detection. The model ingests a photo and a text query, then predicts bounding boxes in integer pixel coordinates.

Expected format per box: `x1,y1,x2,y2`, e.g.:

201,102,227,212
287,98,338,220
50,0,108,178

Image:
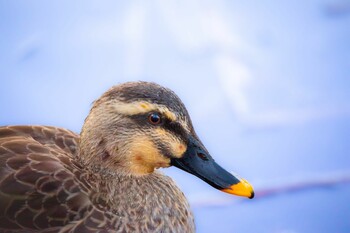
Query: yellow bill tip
221,179,254,199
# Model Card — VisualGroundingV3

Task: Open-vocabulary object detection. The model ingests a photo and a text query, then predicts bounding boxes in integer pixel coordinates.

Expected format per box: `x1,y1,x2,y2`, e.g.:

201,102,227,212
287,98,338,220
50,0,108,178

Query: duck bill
171,136,254,199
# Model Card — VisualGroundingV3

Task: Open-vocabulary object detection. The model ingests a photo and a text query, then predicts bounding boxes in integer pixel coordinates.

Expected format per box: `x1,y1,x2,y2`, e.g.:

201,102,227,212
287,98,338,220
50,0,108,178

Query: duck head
79,81,254,199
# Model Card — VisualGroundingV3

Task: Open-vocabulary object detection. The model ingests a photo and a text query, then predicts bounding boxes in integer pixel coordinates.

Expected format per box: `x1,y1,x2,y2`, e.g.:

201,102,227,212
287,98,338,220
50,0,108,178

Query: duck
0,81,254,233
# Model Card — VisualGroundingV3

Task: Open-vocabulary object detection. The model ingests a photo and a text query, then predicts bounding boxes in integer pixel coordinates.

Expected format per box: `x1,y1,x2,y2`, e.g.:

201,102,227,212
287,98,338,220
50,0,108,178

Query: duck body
0,82,253,233
0,126,194,233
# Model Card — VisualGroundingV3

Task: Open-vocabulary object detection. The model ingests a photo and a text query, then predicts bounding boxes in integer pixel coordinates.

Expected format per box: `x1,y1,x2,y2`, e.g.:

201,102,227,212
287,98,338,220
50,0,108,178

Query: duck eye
148,113,162,125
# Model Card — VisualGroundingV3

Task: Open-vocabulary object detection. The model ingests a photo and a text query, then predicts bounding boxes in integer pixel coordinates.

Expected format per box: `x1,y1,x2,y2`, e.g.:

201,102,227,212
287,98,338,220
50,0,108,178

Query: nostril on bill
197,152,209,161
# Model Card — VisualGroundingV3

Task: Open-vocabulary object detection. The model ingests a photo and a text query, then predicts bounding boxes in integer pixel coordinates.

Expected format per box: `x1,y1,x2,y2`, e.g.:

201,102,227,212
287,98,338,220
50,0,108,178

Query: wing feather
0,126,92,232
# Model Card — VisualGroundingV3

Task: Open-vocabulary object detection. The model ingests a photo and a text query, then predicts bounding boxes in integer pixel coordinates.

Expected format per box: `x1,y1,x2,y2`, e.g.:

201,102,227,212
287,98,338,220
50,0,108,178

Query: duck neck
89,168,170,211
83,168,194,232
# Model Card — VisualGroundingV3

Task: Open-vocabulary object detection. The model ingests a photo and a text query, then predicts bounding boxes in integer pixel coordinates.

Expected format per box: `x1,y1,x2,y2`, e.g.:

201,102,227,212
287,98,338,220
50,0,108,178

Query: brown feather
0,82,198,233
0,125,194,232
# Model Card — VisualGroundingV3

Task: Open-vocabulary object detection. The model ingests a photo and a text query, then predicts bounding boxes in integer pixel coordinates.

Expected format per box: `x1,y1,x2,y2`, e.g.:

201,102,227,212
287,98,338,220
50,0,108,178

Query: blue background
1,1,350,232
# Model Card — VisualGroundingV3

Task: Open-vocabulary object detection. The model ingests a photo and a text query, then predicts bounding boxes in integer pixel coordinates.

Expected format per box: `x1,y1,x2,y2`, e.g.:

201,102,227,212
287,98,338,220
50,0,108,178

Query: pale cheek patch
170,142,187,158
128,136,171,175
155,128,187,158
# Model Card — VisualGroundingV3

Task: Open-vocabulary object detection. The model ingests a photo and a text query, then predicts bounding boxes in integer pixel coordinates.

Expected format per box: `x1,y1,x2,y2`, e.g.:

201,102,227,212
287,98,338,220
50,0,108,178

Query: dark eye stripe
163,121,188,142
128,112,188,143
